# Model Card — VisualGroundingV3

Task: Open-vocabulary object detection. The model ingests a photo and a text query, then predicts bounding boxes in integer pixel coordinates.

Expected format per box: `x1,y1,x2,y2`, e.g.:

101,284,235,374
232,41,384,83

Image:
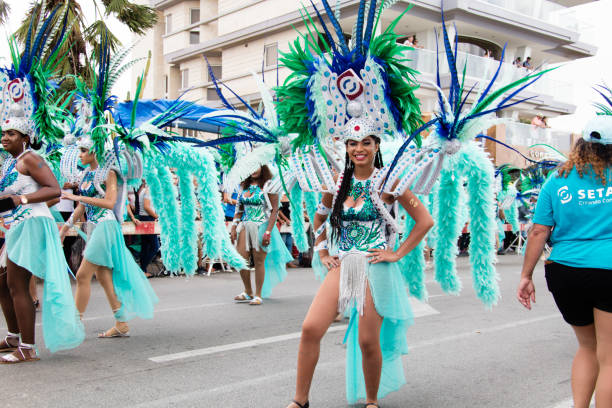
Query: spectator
403,35,415,47
278,194,298,268
133,180,159,278
223,191,239,222
531,115,546,128
514,57,522,67
517,122,612,408
522,56,533,70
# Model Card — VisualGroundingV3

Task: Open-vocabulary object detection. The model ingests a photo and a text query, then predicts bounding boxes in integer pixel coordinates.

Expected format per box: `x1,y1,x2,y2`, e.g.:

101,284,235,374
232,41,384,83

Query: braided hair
329,136,383,241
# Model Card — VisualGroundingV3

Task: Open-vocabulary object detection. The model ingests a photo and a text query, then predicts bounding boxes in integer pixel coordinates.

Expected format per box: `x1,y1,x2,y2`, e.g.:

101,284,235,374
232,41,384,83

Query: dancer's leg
359,284,384,405
235,230,253,296
570,323,597,408
252,248,266,298
94,266,121,312
594,308,612,408
289,267,341,407
0,267,19,334
6,259,34,344
95,265,129,335
75,259,97,316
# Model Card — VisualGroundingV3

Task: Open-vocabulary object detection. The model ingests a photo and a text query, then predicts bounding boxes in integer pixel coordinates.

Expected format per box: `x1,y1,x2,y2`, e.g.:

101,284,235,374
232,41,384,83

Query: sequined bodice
239,185,267,223
79,170,115,224
0,156,52,225
338,178,386,253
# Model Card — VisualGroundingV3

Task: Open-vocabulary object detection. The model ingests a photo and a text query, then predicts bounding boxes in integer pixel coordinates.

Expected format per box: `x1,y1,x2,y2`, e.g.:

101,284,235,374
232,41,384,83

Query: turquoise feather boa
176,167,198,276
289,184,309,252
397,204,428,301
144,159,182,274
433,167,463,295
459,143,500,307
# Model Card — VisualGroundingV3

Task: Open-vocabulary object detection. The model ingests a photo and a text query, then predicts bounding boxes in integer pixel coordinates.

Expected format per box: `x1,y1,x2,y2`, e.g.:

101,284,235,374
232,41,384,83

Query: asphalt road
1,255,582,408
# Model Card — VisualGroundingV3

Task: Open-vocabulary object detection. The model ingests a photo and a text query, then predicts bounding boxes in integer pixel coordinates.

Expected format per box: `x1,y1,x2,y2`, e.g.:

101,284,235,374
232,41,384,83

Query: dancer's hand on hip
321,255,340,270
367,248,399,264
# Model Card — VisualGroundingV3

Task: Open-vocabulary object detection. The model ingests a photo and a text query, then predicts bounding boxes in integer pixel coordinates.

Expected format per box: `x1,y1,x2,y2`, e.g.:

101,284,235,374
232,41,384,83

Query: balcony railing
481,0,585,33
504,121,572,152
403,48,574,104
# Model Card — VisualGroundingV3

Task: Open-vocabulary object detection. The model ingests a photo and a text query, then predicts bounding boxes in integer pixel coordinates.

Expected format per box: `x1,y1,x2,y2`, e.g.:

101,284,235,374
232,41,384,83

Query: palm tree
0,0,9,25
14,0,157,88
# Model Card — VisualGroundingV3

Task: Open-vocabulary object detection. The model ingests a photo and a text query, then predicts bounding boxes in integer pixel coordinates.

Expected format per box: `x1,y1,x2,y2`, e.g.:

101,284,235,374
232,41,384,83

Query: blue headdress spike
308,0,339,55
475,44,508,106
440,9,459,109
593,84,612,111
320,0,351,54
363,0,377,48
354,0,366,54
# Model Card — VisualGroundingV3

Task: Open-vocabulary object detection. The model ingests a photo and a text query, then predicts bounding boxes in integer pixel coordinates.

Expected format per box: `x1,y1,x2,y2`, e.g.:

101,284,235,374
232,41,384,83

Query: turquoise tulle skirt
84,220,158,321
343,260,414,404
6,217,85,352
258,223,293,298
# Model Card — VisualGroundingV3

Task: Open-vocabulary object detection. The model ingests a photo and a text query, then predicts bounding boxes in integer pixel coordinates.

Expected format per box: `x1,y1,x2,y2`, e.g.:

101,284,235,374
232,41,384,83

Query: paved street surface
2,256,582,408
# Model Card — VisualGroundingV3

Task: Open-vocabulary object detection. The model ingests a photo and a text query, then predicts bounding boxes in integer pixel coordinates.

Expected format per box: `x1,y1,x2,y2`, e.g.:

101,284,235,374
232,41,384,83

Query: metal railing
481,0,584,33
403,48,574,103
503,121,572,152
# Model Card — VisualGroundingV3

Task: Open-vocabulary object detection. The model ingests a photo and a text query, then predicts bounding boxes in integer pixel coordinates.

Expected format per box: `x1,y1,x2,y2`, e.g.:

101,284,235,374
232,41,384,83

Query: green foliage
15,0,157,90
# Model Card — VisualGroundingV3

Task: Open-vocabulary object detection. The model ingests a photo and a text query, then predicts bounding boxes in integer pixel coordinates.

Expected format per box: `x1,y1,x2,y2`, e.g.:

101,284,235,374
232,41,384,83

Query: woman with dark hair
287,126,433,408
517,117,612,408
0,106,84,363
59,138,158,338
230,165,292,305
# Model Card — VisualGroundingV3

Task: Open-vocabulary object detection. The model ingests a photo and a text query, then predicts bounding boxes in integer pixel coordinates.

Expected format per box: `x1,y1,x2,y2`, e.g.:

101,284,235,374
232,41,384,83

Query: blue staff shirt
533,168,612,270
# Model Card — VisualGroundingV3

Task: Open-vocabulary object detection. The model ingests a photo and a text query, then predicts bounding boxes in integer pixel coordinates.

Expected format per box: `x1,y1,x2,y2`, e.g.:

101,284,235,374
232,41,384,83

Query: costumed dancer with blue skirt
0,107,85,362
59,136,158,338
0,8,85,362
231,165,292,306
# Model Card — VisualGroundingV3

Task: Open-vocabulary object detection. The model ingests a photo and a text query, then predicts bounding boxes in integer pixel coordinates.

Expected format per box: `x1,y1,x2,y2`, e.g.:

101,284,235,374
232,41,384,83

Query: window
181,69,189,89
207,88,220,101
207,65,222,82
264,43,278,68
165,14,172,34
164,75,168,95
189,31,200,44
190,8,200,24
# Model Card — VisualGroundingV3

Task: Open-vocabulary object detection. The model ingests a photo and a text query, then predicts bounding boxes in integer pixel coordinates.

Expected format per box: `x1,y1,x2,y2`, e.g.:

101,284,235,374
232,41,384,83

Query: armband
313,240,328,252
315,223,326,238
316,202,331,216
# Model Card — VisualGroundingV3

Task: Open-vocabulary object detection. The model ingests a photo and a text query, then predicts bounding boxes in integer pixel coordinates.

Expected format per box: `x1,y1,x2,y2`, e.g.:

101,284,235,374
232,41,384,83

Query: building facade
133,0,597,165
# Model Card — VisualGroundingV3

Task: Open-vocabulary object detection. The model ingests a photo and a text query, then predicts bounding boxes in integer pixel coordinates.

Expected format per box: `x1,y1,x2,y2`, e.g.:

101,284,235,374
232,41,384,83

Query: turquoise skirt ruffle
84,220,158,320
6,217,85,352
344,260,414,404
258,223,293,298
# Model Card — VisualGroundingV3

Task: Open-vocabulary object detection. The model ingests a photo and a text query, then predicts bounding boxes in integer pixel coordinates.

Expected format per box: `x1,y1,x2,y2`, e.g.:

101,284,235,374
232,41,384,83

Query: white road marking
0,293,312,330
149,299,439,363
135,313,562,407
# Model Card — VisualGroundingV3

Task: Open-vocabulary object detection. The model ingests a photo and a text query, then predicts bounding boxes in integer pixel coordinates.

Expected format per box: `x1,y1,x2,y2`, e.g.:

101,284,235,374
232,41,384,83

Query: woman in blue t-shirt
517,116,612,408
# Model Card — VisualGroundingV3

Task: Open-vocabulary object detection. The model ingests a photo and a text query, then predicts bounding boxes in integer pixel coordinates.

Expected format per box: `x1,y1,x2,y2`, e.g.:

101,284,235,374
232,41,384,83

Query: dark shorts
545,261,612,326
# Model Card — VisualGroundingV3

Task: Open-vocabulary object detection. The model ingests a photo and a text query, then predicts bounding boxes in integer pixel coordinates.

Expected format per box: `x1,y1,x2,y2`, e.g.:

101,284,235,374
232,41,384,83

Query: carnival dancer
59,138,158,338
231,165,292,305
0,109,85,362
288,129,433,408
0,4,85,362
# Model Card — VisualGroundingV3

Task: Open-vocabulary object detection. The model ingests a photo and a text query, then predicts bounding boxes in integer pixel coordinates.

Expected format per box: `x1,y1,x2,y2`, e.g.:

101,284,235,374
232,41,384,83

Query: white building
133,0,597,165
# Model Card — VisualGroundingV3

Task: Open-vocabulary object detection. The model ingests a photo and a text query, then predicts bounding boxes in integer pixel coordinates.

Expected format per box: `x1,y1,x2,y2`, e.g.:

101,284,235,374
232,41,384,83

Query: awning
113,100,225,134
